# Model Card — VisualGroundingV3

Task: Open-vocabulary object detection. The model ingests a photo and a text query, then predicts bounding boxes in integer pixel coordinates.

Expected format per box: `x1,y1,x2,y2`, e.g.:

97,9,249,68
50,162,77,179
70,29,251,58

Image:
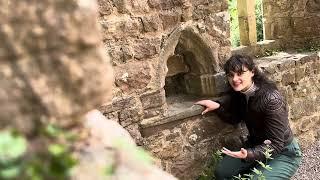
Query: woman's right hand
195,100,220,115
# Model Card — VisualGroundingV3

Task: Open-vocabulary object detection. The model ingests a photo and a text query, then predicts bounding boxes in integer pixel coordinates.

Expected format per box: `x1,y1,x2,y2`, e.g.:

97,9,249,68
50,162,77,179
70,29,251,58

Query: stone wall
263,0,320,48
258,52,320,148
141,52,320,180
98,0,231,143
0,0,113,134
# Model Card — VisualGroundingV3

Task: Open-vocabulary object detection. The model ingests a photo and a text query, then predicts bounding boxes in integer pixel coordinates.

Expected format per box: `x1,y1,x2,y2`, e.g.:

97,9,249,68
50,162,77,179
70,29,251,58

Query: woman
196,55,301,179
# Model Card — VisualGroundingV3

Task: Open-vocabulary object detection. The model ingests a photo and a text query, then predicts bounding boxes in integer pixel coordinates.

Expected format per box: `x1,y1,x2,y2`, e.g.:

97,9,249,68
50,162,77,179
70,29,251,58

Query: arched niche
160,26,221,99
154,24,226,115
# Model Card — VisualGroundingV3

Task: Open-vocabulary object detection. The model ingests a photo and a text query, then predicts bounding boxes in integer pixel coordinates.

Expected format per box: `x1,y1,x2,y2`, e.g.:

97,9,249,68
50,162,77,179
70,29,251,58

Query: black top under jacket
215,87,294,161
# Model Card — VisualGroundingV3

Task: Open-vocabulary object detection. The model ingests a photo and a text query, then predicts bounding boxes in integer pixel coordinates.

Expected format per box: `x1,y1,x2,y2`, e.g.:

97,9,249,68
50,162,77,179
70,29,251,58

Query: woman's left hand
221,147,247,159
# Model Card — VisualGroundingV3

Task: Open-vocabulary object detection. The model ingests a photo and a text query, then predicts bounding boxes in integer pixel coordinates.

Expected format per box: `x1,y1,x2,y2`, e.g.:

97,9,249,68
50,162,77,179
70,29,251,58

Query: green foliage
255,0,263,42
197,150,223,180
232,145,273,180
229,0,264,47
0,131,27,179
297,42,320,53
0,131,27,163
229,0,240,47
0,124,78,180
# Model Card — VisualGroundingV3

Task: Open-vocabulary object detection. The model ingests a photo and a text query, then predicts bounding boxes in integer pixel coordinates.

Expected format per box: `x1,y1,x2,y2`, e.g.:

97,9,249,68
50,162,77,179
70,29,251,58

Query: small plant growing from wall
197,150,223,180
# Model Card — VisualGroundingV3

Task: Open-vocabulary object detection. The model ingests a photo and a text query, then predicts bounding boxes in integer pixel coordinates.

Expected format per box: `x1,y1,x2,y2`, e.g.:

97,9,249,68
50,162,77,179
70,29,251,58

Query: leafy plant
229,0,240,47
232,145,273,180
0,124,78,180
0,131,27,179
256,0,263,42
197,150,223,180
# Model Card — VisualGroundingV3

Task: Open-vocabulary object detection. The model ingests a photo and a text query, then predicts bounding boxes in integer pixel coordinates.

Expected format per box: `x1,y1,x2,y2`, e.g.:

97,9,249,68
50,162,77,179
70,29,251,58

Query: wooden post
237,0,257,46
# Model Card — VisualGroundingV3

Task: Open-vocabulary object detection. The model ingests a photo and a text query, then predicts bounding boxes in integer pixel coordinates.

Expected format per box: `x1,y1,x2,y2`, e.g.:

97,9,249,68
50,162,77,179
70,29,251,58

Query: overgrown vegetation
233,145,273,180
229,0,264,47
197,145,273,180
0,125,78,180
197,150,223,180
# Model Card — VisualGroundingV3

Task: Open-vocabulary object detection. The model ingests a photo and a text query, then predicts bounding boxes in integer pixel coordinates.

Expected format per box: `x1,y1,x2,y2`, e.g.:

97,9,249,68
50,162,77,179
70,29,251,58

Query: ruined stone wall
0,0,113,134
263,0,320,48
258,53,320,147
98,0,231,143
142,53,320,180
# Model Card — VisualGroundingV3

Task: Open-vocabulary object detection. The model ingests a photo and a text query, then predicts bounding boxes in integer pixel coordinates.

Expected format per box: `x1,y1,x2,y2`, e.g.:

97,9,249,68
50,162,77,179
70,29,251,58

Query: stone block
281,71,295,86
295,67,305,82
1,0,114,133
140,14,162,32
143,105,166,119
140,89,166,109
114,61,152,93
213,72,229,95
130,0,150,13
133,38,161,60
148,0,184,10
99,96,136,114
125,123,143,145
106,40,133,64
312,61,320,74
159,11,181,31
166,55,189,77
97,0,113,15
119,107,143,127
113,0,130,13
101,16,143,37
296,55,316,65
277,59,295,71
305,63,314,76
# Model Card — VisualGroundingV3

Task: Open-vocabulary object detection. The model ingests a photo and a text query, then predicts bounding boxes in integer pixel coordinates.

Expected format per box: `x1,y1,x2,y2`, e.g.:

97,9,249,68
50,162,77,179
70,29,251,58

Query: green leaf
0,165,20,179
44,124,61,137
0,131,27,163
48,144,66,156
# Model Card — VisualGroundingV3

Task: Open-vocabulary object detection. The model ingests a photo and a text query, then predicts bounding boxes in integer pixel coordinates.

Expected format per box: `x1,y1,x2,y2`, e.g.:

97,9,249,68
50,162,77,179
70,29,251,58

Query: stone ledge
140,104,204,128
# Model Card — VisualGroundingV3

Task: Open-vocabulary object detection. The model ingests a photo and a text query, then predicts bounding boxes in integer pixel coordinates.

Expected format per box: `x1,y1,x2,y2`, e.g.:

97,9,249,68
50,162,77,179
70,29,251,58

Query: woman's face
227,66,254,92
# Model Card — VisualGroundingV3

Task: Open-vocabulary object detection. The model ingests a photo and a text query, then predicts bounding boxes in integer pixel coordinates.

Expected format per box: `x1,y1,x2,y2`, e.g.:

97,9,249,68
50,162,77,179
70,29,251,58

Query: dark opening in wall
164,54,188,97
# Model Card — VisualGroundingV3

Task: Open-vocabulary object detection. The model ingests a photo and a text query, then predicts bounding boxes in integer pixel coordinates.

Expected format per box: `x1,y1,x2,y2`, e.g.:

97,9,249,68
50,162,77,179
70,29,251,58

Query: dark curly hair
223,54,278,92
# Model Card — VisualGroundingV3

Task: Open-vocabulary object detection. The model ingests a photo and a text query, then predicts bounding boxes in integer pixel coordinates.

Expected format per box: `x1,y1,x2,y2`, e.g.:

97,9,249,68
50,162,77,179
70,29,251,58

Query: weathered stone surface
295,67,305,82
147,0,184,10
130,0,150,13
125,123,143,145
263,0,320,48
97,0,113,15
114,61,152,93
100,16,143,38
143,105,167,119
112,0,130,13
143,114,239,180
133,38,161,60
73,110,177,180
141,14,162,32
281,71,295,86
159,11,181,31
140,89,166,109
166,55,189,77
105,39,133,64
119,107,143,127
99,96,136,114
0,0,113,134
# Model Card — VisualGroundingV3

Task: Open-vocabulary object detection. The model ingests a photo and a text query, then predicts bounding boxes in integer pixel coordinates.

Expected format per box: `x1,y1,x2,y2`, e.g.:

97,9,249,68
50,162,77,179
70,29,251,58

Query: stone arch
157,24,220,97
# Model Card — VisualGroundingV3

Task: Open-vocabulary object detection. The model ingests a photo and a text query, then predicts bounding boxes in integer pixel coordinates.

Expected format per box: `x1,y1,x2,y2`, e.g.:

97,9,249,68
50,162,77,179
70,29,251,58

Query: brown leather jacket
215,87,293,161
